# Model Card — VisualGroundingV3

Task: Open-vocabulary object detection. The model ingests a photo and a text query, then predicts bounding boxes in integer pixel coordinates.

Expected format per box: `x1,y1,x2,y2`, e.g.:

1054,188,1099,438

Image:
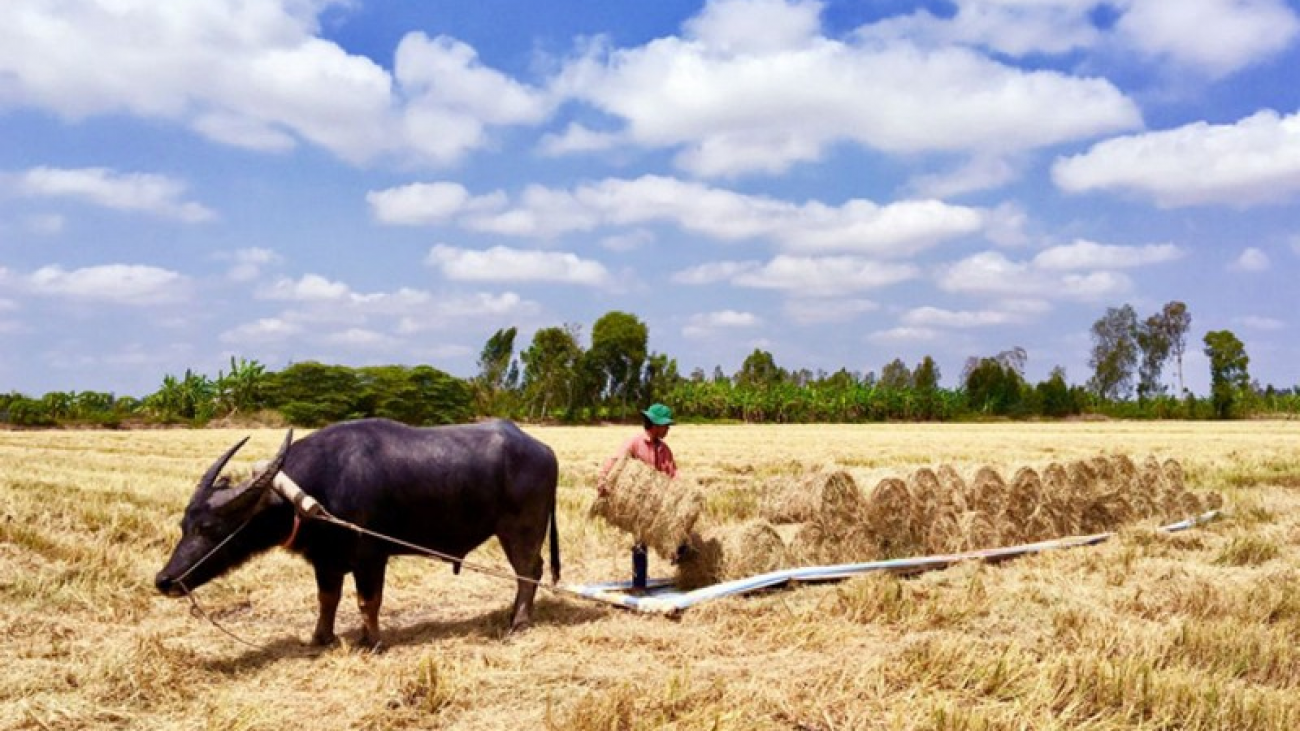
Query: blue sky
2,0,1299,398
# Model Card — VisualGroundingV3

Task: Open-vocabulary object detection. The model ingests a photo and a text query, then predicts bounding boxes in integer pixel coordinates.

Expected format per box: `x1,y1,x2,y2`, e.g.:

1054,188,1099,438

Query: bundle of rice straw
758,468,854,524
589,457,705,558
674,520,790,589
862,477,925,558
964,466,1007,516
937,464,968,511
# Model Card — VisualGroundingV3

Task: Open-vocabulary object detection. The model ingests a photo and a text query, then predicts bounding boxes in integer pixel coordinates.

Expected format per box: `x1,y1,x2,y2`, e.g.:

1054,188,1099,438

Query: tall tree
1158,301,1192,395
1135,314,1171,401
519,325,583,420
1088,305,1139,401
474,327,519,416
912,356,941,391
1203,330,1250,419
588,311,648,418
878,358,912,390
736,349,785,389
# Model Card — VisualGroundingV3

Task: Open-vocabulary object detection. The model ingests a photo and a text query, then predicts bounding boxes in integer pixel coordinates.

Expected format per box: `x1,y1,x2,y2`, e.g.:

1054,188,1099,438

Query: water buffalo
155,418,560,648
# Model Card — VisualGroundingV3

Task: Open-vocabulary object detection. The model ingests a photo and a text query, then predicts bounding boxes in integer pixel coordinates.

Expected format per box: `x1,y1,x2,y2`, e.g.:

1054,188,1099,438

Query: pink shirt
601,431,677,481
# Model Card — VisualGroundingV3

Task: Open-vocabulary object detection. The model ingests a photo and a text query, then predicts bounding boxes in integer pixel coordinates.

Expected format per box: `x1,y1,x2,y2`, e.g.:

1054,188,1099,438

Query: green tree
1088,305,1138,401
1035,366,1078,418
736,349,785,390
878,358,912,391
588,312,648,418
262,362,360,426
1135,313,1171,401
963,348,1027,416
1158,301,1192,395
214,356,268,417
473,327,519,417
520,325,583,420
1203,330,1250,419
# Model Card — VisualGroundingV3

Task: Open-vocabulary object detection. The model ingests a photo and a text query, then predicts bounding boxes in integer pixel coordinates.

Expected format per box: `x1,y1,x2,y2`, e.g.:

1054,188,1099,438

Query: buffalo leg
498,531,544,631
354,557,388,649
312,566,345,646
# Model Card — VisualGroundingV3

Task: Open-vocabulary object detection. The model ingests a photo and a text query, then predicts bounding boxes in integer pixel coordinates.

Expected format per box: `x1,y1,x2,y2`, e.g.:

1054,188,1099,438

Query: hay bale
757,470,825,524
674,521,790,589
863,477,925,558
1003,467,1044,522
906,467,943,524
589,458,705,558
787,519,879,566
937,464,968,511
816,470,867,525
942,510,1000,552
1162,458,1187,492
964,466,1007,515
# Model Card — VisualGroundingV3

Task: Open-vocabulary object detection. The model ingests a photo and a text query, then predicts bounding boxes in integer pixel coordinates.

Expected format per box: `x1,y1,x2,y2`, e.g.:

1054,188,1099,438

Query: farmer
597,402,678,590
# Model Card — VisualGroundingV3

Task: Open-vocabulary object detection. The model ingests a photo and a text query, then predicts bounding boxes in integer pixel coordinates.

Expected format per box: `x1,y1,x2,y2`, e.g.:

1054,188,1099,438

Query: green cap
642,403,674,426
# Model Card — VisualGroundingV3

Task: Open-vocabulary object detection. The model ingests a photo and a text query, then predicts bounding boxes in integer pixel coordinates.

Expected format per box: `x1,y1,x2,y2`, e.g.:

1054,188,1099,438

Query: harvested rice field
3,421,1300,730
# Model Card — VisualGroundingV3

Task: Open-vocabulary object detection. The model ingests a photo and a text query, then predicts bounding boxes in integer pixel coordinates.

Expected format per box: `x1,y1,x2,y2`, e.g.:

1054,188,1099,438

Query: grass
0,421,1298,729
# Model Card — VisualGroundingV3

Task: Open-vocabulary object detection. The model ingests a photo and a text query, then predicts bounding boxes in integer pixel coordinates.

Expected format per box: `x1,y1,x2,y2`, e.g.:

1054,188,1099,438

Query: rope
311,511,595,603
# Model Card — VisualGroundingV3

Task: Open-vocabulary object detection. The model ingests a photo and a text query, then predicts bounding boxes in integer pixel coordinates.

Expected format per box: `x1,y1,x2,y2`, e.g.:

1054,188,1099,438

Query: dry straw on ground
3,422,1290,731
588,457,705,558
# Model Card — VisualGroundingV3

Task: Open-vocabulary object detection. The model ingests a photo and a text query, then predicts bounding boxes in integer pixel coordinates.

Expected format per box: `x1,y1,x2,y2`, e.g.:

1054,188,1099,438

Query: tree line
1,303,1296,428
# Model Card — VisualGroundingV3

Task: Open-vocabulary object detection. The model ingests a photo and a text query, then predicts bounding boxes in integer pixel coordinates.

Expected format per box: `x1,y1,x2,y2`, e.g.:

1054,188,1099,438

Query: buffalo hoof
310,631,338,647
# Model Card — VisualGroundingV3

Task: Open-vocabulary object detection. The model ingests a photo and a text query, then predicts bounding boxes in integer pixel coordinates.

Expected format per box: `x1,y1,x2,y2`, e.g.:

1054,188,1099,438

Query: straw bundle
937,464,968,511
863,477,924,558
674,521,790,589
589,457,705,558
906,467,944,524
964,467,1007,515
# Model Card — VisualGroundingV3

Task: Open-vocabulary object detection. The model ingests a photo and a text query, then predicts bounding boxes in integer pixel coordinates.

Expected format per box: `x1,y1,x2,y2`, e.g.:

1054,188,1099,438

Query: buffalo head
155,430,293,596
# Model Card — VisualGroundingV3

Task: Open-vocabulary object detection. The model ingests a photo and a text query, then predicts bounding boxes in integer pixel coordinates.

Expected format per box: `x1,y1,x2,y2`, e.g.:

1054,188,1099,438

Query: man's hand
596,479,610,497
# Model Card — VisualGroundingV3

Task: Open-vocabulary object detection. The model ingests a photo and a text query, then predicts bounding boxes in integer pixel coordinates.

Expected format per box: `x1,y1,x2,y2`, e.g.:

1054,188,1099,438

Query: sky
2,0,1299,399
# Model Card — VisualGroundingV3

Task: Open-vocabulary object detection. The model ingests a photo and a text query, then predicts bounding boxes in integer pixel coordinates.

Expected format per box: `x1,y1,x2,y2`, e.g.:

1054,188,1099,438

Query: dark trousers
632,543,648,589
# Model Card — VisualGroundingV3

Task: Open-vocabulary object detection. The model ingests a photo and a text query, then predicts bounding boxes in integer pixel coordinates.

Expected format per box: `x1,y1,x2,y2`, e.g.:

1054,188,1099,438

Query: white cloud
1230,247,1270,272
907,155,1020,199
18,167,214,222
784,297,878,325
1032,240,1183,270
682,309,762,339
366,182,506,225
0,4,548,166
220,317,303,344
900,306,1021,328
218,247,282,282
395,32,552,165
733,255,918,296
262,273,353,301
1116,0,1300,79
868,327,940,344
398,174,985,256
25,264,188,305
938,250,1134,302
671,260,761,285
553,1,1140,177
862,0,1103,57
861,0,1299,78
1053,109,1300,208
426,244,611,286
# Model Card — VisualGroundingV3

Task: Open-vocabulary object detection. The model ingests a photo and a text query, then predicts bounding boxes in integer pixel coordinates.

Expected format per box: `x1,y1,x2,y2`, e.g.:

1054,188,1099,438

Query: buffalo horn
197,436,250,493
249,429,294,492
